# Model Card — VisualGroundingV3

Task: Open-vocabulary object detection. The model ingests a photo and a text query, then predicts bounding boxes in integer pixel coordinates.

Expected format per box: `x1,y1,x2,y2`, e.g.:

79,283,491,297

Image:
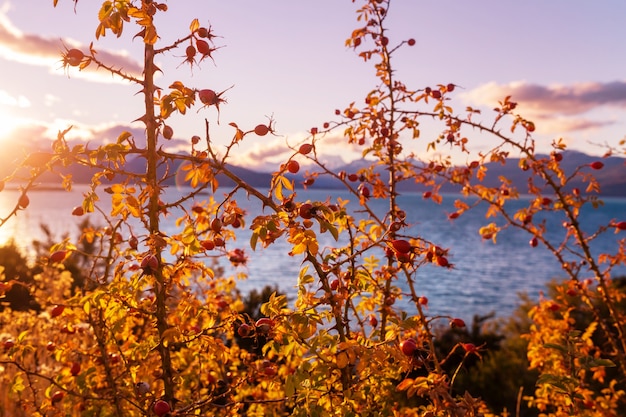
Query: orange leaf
396,378,414,391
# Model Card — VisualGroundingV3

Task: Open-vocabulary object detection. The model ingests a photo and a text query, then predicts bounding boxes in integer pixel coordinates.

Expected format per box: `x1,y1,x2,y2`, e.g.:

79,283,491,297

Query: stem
143,39,175,403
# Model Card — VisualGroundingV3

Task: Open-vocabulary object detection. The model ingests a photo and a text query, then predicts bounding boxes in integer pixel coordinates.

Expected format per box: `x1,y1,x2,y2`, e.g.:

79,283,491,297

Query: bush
0,1,624,416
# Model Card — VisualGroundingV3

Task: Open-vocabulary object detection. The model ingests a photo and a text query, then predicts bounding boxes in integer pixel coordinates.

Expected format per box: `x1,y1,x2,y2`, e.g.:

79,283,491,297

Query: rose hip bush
0,0,625,416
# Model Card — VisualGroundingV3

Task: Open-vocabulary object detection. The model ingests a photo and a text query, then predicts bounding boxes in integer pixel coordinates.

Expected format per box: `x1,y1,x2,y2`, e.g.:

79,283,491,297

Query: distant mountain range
312,151,626,196
5,150,626,197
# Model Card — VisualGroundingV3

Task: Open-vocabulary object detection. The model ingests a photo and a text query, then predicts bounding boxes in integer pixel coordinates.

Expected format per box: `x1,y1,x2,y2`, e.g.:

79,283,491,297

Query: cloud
219,131,362,172
462,80,626,115
0,89,30,107
460,80,626,133
535,116,614,134
0,8,142,83
0,118,361,174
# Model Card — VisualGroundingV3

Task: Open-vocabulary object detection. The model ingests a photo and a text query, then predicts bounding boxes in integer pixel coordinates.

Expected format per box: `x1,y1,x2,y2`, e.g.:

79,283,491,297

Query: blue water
1,186,624,322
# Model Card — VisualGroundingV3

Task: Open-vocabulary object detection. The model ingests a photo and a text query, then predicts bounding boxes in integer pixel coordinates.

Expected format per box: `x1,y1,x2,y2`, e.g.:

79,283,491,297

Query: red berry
237,323,252,337
461,343,477,353
450,318,465,328
330,279,340,291
3,339,15,350
162,125,173,140
391,239,412,254
210,218,222,233
615,221,626,231
548,302,561,311
72,206,84,216
399,338,417,356
198,89,217,105
140,254,158,271
448,212,460,220
153,400,171,416
70,361,81,376
388,221,402,233
368,315,378,327
299,143,313,155
287,160,300,174
196,39,212,56
436,256,449,267
18,194,29,209
185,45,196,59
262,361,277,377
201,240,215,251
590,161,604,170
51,391,65,404
299,203,315,219
407,38,416,46
255,318,273,333
422,191,432,199
109,353,120,364
430,90,442,99
65,49,84,67
446,83,455,92
50,250,67,263
254,124,270,136
418,296,428,306
51,305,65,318
529,237,538,248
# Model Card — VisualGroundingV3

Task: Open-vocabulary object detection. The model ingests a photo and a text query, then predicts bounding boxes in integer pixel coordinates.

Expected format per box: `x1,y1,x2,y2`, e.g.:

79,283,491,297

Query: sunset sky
1,0,625,172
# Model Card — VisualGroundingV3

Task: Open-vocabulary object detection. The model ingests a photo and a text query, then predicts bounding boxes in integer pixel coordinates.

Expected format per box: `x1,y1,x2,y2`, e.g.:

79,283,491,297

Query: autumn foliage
0,0,625,416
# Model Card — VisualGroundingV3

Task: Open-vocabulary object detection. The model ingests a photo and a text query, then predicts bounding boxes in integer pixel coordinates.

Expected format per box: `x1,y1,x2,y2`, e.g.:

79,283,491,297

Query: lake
1,184,624,322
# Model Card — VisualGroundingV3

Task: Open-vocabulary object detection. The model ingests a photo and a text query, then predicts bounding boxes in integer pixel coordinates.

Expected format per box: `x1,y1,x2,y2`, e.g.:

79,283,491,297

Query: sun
0,108,21,142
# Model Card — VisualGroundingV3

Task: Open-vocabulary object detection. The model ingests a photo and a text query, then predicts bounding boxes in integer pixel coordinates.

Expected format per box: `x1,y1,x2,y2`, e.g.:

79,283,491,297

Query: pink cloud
461,80,626,132
0,10,142,82
463,80,626,114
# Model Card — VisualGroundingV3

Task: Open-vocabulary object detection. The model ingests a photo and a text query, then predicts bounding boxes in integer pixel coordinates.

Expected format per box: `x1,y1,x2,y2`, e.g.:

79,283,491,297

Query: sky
0,0,626,173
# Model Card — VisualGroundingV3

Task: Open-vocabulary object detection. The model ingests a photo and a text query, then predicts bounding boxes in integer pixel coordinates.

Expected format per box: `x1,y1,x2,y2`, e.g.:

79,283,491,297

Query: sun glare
0,109,23,143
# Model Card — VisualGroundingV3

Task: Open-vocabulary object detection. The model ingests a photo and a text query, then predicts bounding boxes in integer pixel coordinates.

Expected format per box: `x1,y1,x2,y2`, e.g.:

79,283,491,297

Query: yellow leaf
11,375,25,393
161,328,180,347
582,321,597,343
117,131,133,143
144,26,158,45
280,175,294,191
111,193,124,217
17,330,28,342
274,181,284,201
336,351,349,369
126,195,141,218
190,18,200,33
